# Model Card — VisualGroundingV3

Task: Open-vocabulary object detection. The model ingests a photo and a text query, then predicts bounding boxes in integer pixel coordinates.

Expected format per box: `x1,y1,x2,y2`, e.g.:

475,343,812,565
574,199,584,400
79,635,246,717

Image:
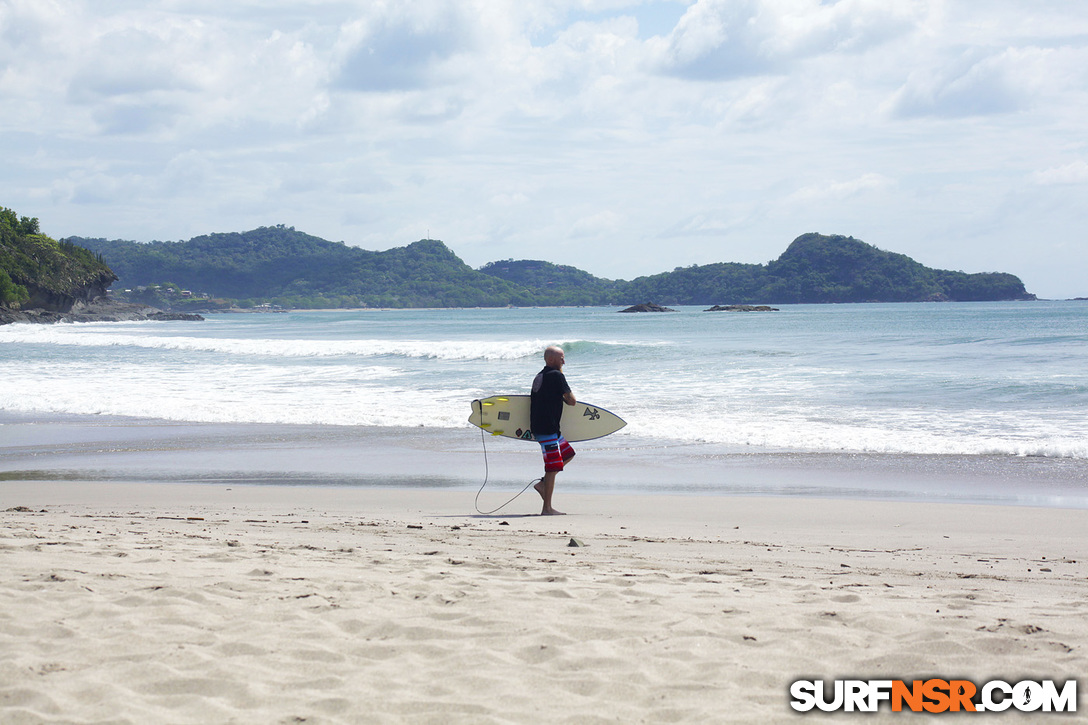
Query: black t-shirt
530,366,570,436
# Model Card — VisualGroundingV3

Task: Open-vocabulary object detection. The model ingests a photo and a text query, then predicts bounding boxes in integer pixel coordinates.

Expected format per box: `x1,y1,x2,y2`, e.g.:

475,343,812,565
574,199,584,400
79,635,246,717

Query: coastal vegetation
35,222,1033,311
613,233,1032,305
70,227,1034,309
0,206,116,310
72,227,535,309
477,259,624,306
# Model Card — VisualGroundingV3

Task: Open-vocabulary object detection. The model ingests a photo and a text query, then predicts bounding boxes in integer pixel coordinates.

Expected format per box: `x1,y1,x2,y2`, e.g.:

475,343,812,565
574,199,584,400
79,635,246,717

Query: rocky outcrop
19,273,116,313
619,302,675,313
147,311,206,321
0,298,203,325
704,304,779,312
2,208,141,323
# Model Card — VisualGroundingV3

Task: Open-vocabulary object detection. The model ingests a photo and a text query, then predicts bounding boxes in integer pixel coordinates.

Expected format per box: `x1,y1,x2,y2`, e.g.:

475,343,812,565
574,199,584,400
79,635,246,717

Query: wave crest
0,328,591,361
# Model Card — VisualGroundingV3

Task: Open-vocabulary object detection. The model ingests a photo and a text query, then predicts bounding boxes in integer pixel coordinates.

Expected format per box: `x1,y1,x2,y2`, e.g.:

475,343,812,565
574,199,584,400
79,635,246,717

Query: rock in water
619,302,675,313
703,304,779,312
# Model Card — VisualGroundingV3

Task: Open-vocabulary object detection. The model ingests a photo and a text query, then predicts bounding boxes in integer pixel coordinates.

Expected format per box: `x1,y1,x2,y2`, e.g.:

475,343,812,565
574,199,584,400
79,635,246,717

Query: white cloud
789,173,896,204
162,150,216,194
569,210,624,238
67,25,201,102
647,0,923,80
1030,160,1088,186
662,213,736,238
490,192,530,207
886,46,1076,118
2,1,1088,296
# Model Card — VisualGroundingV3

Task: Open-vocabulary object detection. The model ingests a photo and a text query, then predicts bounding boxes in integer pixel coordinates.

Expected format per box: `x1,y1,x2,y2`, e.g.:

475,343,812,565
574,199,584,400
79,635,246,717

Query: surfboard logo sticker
583,407,601,421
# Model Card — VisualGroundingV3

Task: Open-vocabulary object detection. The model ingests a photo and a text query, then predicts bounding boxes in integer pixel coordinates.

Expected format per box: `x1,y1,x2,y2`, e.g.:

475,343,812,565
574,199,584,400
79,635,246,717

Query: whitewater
2,301,1086,460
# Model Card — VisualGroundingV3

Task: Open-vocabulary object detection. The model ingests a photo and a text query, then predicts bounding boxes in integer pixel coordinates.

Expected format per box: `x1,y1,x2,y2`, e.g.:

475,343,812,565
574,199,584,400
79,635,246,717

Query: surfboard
468,395,626,442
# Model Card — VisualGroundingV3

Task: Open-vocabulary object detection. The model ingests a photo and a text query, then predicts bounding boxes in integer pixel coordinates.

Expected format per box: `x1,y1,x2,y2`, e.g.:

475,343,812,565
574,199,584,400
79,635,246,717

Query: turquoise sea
2,302,1087,507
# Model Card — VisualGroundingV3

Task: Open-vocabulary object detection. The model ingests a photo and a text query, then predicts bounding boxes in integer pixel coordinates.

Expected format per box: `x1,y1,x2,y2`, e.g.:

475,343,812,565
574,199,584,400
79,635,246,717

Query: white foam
618,404,1088,458
0,326,571,361
0,360,468,428
4,306,1087,460
3,355,1084,458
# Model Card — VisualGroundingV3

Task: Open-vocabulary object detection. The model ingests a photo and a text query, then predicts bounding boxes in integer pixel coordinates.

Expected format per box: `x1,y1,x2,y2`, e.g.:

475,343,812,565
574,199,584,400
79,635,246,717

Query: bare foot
541,507,566,516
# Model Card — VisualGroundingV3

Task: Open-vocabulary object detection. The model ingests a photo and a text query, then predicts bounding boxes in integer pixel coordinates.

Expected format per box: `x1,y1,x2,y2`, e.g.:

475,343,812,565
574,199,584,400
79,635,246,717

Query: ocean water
3,302,1087,457
2,302,1087,505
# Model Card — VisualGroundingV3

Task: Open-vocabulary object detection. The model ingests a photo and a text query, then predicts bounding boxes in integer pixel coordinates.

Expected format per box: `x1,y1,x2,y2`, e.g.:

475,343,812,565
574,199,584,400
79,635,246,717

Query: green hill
477,259,624,306
1,206,116,311
758,233,1029,303
69,228,1033,309
565,234,1032,305
72,227,536,308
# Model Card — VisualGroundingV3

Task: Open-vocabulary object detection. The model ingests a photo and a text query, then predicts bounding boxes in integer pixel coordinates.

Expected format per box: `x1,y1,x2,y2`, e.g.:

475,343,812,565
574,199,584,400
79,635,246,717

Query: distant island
1,204,1036,321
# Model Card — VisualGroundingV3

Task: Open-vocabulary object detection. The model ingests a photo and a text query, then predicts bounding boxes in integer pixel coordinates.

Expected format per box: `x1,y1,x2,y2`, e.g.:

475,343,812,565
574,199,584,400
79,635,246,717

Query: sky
2,0,1086,298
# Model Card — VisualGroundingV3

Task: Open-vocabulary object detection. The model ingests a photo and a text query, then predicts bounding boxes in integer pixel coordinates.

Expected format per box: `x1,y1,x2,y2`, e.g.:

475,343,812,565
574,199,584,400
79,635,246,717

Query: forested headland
72,227,534,309
69,226,1034,309
0,207,116,311
612,233,1033,305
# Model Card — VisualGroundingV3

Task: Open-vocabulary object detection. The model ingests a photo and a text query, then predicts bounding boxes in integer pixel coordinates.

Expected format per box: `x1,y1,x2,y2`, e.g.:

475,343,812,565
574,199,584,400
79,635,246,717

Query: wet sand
4,413,1087,507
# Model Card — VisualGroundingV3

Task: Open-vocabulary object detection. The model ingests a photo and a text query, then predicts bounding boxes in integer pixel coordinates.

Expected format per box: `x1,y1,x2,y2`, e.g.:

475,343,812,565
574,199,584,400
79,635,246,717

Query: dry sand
1,483,1085,723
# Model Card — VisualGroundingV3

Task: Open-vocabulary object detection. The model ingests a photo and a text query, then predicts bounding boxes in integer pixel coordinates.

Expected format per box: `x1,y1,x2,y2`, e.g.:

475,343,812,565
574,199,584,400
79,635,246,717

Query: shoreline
1,485,1085,722
3,411,1088,510
0,298,204,325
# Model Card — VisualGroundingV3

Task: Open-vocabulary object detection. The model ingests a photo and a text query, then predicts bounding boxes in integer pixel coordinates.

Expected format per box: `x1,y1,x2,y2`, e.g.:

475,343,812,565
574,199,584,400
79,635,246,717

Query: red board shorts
537,433,575,472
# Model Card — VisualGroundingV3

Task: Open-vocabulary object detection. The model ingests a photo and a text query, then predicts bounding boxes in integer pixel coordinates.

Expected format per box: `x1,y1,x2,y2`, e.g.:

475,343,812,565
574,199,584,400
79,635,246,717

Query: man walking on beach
531,345,576,516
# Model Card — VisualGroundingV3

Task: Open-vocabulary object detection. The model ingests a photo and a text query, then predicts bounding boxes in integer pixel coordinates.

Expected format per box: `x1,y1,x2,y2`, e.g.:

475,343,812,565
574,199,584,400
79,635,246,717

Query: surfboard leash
473,398,539,515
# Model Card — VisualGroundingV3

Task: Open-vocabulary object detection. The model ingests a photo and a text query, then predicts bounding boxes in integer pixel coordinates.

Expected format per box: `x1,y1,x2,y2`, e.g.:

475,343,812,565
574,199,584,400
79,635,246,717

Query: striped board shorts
537,433,575,472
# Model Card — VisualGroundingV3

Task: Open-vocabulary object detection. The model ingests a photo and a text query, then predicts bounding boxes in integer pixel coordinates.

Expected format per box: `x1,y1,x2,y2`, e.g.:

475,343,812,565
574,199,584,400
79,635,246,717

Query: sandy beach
1,482,1085,723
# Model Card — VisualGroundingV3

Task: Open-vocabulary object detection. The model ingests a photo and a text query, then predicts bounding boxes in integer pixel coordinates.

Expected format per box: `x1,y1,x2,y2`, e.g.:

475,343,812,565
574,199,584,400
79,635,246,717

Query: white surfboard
468,395,626,442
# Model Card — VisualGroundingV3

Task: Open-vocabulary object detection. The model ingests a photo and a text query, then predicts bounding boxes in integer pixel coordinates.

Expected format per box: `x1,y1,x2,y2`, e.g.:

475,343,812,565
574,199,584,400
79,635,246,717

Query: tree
0,268,28,306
